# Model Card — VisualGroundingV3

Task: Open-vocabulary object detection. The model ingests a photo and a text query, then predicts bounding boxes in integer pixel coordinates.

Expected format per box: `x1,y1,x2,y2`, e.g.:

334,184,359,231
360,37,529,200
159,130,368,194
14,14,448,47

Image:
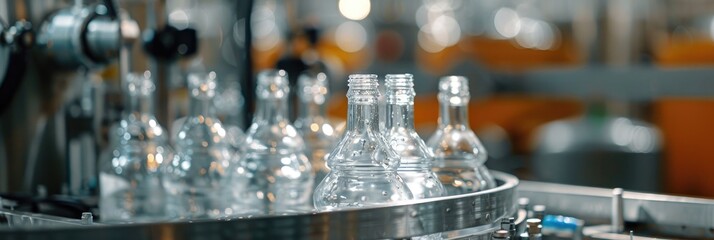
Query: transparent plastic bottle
314,74,413,211
293,72,338,187
427,76,495,195
384,74,445,199
162,72,241,219
99,71,171,222
213,79,246,150
239,70,313,214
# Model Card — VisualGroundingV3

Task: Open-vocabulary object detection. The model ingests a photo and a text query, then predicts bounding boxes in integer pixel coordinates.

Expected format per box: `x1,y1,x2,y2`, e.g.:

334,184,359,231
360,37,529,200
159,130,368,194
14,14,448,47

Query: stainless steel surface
0,209,87,228
519,180,714,239
35,3,122,68
0,172,517,239
80,212,93,225
84,15,120,64
611,188,624,233
36,6,95,68
532,116,661,192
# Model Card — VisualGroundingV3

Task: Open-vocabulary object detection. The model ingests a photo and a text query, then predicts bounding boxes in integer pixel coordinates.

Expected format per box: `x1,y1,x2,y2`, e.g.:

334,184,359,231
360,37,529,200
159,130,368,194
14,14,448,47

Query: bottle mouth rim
385,73,415,90
348,74,378,80
438,75,470,98
385,73,413,79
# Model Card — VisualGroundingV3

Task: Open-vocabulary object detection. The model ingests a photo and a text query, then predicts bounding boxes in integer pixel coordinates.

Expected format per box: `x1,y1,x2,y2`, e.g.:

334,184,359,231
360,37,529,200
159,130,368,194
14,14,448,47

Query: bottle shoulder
99,141,173,175
385,127,433,161
295,116,337,135
242,121,306,153
163,146,236,180
328,130,400,170
174,116,232,148
112,115,170,144
426,127,488,161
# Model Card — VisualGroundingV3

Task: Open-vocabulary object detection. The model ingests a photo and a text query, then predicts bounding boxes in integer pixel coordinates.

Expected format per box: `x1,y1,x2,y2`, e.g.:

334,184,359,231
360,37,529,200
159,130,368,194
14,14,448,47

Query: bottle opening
385,74,414,89
347,74,378,89
438,75,470,106
385,74,415,104
347,74,379,104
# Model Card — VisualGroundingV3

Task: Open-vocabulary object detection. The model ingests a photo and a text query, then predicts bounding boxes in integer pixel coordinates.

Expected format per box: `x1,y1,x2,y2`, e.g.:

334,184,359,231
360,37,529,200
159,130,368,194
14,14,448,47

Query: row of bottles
98,69,495,222
314,74,494,210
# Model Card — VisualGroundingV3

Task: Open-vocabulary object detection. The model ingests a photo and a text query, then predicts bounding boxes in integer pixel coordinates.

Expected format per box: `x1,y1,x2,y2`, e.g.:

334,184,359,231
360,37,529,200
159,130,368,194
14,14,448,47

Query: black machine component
142,25,198,62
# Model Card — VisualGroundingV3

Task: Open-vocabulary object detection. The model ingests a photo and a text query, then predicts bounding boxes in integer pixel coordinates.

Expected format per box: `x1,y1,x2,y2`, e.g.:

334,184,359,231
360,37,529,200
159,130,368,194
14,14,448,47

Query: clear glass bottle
427,76,495,195
238,70,313,214
99,71,171,222
162,72,241,219
384,74,445,199
314,74,413,211
213,78,246,150
293,72,338,187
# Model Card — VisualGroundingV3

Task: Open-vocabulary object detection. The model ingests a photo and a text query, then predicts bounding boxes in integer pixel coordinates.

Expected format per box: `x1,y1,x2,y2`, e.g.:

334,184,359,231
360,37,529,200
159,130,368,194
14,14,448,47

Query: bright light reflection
335,21,368,53
418,27,444,53
611,118,633,147
339,0,371,21
323,124,334,136
417,9,460,53
430,15,461,47
494,8,521,38
168,10,190,30
252,5,281,50
515,18,556,50
630,126,656,153
541,122,572,153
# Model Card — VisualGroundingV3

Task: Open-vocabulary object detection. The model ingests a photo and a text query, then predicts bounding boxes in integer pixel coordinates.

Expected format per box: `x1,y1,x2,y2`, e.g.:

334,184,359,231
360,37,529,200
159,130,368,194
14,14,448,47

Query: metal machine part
35,3,126,68
0,18,32,114
0,208,91,228
4,177,714,239
491,229,509,239
0,17,9,83
0,172,517,239
519,181,714,239
532,115,662,192
611,188,624,233
524,218,543,239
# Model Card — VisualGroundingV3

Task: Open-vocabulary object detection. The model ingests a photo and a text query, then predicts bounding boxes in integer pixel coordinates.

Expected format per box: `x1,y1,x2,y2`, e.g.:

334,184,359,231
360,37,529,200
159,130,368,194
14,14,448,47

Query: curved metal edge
0,171,518,240
518,180,714,239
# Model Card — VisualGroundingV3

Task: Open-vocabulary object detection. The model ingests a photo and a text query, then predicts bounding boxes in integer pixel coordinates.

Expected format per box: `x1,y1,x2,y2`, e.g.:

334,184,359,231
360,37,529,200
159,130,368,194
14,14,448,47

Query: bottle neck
189,96,213,117
254,97,289,124
386,103,415,130
439,101,470,129
299,100,326,120
346,102,380,133
125,94,153,119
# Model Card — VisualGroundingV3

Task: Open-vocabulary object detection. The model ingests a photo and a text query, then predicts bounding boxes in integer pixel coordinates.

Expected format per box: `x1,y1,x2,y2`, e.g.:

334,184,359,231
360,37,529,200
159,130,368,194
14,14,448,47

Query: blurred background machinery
4,0,714,198
2,0,714,238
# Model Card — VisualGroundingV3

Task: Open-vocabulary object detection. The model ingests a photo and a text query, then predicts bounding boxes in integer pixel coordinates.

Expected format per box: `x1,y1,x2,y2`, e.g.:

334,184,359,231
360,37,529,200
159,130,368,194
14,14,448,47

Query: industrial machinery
2,0,714,239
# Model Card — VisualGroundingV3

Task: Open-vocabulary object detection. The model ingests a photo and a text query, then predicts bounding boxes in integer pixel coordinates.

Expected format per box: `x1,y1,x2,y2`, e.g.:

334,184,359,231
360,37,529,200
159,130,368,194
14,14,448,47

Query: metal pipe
611,188,625,233
240,0,254,127
22,114,47,192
